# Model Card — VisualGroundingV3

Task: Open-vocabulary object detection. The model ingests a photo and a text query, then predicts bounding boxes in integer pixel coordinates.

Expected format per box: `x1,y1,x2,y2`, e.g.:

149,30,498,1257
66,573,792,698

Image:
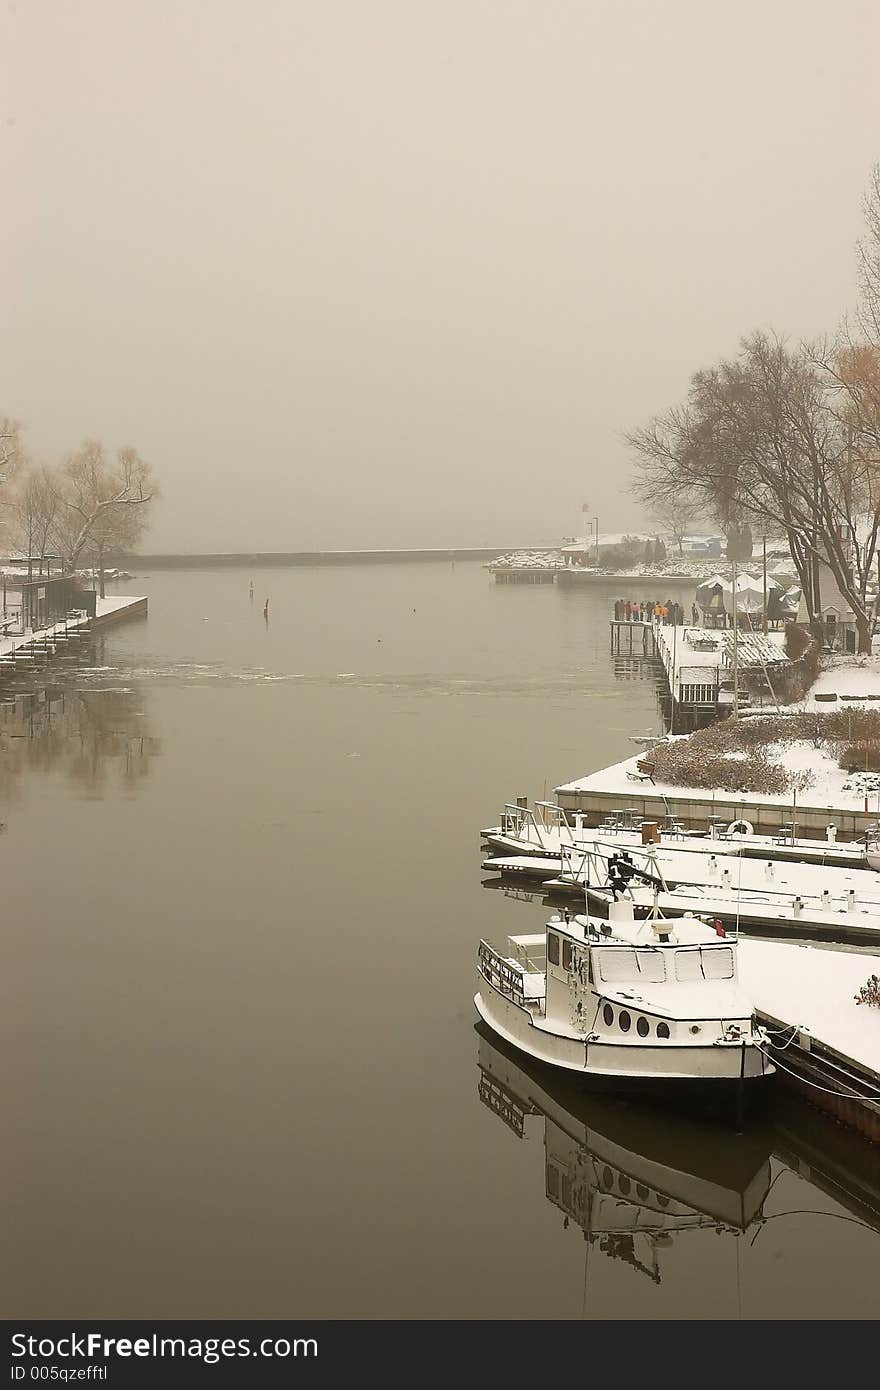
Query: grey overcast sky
3,0,880,552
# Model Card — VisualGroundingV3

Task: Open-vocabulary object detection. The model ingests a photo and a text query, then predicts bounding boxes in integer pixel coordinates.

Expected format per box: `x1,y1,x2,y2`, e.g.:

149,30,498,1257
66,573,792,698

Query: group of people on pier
613,598,692,625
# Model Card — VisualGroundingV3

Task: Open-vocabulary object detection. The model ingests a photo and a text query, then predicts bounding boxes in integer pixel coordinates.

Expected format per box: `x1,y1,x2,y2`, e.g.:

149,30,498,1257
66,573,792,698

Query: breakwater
123,546,558,569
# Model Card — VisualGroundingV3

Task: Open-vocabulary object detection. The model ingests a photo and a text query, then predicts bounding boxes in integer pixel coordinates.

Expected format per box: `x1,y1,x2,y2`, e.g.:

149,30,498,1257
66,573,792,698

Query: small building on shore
1,558,97,634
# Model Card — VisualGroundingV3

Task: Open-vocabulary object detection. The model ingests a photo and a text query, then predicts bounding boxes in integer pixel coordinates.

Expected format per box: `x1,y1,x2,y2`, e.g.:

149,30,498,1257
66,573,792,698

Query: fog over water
3,565,879,1318
5,1,880,551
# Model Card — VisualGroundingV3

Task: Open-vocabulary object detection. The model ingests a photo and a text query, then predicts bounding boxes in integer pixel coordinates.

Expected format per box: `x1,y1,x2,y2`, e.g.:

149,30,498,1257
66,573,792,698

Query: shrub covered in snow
646,709,880,795
838,741,880,773
853,973,880,1008
841,772,880,793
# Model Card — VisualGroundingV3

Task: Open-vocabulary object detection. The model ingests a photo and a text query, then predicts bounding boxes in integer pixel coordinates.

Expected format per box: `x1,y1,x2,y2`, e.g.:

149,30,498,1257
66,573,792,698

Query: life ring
727,818,754,837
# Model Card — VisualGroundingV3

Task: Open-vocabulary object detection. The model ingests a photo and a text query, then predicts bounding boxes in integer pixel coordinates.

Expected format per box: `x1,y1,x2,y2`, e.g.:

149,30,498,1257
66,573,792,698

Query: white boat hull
474,987,772,1083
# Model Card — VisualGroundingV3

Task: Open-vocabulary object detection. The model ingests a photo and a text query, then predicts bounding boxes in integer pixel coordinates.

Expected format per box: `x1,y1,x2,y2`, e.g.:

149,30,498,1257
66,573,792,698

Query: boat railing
479,940,536,1009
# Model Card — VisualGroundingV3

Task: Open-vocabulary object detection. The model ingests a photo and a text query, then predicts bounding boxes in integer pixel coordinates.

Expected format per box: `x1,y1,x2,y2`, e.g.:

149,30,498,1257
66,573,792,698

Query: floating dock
556,752,880,841
738,941,880,1143
0,594,147,670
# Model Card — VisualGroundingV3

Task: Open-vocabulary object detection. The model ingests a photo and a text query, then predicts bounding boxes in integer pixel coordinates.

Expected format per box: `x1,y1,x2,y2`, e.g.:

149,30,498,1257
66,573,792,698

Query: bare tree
8,464,61,563
0,417,26,550
628,332,880,652
646,494,706,554
54,441,157,581
857,163,880,344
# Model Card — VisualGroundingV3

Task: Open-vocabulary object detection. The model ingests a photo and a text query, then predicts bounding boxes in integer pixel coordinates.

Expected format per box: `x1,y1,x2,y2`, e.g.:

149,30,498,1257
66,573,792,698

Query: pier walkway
0,594,147,667
739,940,880,1142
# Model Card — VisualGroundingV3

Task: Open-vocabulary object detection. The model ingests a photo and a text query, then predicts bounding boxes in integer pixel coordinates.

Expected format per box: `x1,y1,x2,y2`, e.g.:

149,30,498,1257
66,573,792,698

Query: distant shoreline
120,547,557,569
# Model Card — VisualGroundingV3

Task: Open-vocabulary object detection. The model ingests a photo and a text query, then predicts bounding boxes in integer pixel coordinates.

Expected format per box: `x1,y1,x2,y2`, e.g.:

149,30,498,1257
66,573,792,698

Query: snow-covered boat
474,899,773,1086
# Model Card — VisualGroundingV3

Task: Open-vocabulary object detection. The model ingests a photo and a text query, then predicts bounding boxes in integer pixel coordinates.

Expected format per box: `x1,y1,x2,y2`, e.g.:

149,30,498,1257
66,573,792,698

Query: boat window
619,1011,631,1032
603,1003,614,1027
595,949,665,983
595,949,638,982
637,1016,650,1037
674,950,704,982
675,947,735,981
562,939,573,972
657,1022,670,1039
703,947,735,980
636,951,666,983
548,932,560,966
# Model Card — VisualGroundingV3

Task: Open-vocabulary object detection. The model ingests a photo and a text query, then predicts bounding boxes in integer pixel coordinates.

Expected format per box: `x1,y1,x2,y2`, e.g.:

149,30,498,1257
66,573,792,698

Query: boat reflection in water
476,1025,880,1313
477,1025,772,1287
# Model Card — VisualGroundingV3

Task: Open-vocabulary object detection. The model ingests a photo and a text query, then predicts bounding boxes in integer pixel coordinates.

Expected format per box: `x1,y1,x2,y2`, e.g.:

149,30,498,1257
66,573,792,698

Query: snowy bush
853,974,880,1008
838,741,880,773
647,710,880,795
841,772,880,794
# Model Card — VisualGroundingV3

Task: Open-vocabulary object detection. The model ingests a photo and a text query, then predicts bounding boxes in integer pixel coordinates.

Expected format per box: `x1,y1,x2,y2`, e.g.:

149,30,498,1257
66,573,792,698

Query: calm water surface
4,563,879,1318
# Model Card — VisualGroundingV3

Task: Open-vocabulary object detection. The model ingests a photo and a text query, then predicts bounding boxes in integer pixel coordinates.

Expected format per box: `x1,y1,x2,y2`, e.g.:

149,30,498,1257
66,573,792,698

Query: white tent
696,572,780,615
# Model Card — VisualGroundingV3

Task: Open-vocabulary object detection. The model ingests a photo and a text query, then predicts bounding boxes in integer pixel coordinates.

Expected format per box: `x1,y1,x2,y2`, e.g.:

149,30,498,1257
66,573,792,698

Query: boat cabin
479,901,752,1048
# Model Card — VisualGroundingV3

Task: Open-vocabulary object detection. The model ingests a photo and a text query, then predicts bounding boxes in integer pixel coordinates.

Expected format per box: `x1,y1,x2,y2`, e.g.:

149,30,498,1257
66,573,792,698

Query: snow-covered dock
0,594,147,666
482,852,880,944
739,941,880,1142
556,746,880,840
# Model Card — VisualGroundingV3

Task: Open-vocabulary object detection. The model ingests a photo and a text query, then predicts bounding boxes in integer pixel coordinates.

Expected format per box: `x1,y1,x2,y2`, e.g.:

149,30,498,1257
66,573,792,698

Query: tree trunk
98,558,106,600
857,610,873,655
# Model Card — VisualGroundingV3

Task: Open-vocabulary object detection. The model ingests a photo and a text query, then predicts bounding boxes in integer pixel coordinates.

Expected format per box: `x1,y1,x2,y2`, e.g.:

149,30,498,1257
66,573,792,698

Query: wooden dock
0,594,148,673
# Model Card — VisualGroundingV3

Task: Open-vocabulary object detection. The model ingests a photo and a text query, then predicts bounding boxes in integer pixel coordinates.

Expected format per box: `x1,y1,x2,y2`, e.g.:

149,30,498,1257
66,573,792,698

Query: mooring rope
758,1044,880,1100
761,1023,800,1050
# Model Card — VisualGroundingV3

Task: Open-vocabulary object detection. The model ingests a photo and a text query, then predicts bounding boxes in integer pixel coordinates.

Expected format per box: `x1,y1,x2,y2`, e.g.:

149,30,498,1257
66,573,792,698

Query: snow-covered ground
557,744,880,813
486,551,799,583
793,655,880,711
486,550,566,570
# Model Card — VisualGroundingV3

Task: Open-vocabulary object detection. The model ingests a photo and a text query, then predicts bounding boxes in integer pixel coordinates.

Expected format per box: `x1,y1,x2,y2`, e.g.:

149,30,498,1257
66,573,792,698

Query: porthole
619,1011,631,1033
618,1176,631,1197
602,1166,614,1189
603,1004,614,1027
636,1183,650,1201
657,1021,670,1039
636,1016,650,1037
